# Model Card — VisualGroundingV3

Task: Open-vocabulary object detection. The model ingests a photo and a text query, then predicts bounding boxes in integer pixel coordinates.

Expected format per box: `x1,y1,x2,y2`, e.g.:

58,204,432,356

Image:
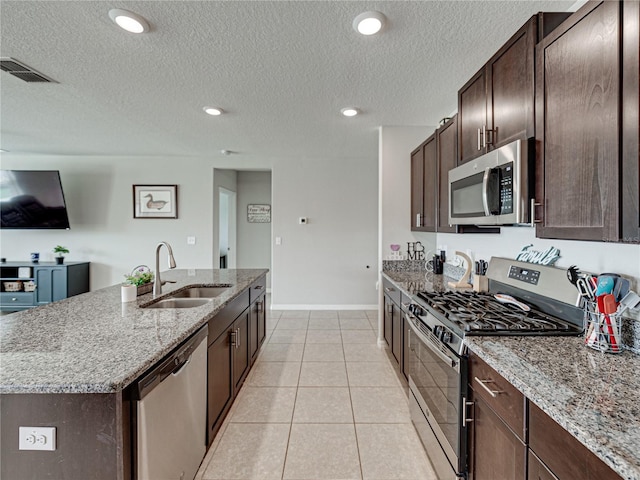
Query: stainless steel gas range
405,257,583,479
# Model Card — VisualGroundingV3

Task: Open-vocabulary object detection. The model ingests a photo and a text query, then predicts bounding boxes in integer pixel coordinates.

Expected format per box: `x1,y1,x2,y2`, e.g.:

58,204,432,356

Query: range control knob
433,325,443,338
441,331,453,343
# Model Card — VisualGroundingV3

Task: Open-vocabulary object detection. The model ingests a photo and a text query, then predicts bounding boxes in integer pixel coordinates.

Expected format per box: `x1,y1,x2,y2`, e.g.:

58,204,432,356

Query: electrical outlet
19,426,56,451
187,236,196,245
275,236,282,245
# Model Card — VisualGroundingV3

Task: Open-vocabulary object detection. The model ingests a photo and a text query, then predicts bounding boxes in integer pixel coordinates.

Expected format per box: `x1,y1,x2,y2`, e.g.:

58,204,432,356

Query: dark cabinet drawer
529,401,622,480
249,276,266,304
382,278,402,306
468,351,525,441
208,290,249,346
528,450,558,480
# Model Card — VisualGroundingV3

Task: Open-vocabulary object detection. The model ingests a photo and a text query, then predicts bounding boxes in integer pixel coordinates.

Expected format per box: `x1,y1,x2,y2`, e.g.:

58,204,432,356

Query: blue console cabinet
0,262,90,312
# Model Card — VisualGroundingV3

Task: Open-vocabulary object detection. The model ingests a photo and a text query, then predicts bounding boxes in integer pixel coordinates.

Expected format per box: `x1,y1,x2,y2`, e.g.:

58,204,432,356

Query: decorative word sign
407,241,426,261
516,244,561,265
247,204,271,223
387,244,404,260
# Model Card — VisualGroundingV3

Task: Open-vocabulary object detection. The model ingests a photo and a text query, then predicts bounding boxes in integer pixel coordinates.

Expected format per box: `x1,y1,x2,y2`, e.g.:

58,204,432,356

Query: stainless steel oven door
406,312,465,479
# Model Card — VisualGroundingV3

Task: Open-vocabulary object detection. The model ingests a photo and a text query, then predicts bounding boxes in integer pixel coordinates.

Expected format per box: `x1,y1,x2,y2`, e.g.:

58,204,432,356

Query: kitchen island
0,268,268,479
383,270,640,480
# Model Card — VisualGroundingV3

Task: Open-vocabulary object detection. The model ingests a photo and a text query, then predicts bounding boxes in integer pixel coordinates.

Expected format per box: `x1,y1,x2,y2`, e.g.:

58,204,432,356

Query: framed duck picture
133,185,178,218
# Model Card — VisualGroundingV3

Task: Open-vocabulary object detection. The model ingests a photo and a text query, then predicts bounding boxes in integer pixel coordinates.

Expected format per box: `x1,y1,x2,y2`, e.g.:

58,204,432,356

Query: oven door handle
406,313,459,372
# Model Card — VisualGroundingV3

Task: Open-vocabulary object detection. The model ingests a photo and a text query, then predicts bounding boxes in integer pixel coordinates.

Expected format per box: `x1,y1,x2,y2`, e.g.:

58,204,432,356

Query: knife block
473,275,489,293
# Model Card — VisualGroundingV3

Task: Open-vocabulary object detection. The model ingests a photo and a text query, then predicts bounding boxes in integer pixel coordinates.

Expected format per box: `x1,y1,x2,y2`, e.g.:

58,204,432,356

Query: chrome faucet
153,241,177,297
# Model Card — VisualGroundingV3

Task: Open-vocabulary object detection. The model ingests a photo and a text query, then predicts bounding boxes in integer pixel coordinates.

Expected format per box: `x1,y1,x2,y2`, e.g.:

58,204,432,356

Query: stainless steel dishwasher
135,326,208,480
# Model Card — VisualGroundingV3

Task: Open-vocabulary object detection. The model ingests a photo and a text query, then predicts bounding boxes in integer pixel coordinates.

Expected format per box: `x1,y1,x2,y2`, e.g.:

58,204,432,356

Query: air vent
0,58,56,83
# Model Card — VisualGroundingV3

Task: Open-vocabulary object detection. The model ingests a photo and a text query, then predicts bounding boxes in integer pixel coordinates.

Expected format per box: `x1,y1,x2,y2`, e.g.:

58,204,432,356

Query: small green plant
53,245,69,257
124,266,154,286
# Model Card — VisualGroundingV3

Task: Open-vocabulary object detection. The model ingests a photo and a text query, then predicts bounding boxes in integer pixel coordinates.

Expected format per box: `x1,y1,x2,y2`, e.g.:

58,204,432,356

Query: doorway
218,187,236,269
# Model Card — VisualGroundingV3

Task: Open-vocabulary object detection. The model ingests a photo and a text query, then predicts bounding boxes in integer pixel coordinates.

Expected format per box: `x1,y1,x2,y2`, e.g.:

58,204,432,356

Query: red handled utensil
598,294,619,353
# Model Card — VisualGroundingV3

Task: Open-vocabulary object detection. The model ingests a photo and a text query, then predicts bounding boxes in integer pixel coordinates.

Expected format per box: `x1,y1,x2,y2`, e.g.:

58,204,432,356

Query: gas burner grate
416,291,579,335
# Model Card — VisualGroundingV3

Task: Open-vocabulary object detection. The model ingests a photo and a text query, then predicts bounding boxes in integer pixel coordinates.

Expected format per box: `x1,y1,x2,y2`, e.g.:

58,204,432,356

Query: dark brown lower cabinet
207,277,267,446
207,328,233,446
391,303,401,364
528,450,558,480
529,401,622,480
383,294,392,348
250,293,267,365
232,311,250,392
467,392,526,480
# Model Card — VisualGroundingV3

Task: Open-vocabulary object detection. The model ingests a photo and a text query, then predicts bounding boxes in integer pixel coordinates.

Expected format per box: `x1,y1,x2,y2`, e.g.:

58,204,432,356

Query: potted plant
123,265,154,296
53,245,69,265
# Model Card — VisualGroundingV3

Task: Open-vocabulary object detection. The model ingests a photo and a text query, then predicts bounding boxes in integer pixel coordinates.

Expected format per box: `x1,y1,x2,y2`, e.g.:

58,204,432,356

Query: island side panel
1,392,129,480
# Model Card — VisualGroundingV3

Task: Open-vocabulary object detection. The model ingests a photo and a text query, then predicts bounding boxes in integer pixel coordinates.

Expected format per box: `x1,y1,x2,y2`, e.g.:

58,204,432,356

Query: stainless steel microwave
448,139,532,226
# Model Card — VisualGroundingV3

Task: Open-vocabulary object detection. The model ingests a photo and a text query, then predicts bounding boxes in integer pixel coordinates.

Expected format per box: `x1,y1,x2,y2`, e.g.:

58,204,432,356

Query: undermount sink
169,285,232,299
142,298,212,309
141,284,232,309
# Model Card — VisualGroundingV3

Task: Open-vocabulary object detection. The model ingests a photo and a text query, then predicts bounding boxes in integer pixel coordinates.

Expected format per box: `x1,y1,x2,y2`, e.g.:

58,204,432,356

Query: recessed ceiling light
203,107,223,116
108,9,150,34
341,107,360,117
353,11,386,35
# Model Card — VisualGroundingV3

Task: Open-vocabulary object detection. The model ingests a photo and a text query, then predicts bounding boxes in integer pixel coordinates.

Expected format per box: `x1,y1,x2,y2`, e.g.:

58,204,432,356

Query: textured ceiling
0,0,575,161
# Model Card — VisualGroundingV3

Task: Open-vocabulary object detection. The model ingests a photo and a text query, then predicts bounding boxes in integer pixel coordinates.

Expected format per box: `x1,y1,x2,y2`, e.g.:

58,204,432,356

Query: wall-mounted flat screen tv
0,170,71,229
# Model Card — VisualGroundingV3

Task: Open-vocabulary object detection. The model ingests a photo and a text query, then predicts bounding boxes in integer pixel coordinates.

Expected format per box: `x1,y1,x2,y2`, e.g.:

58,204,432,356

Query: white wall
438,228,640,308
270,155,379,309
1,154,379,308
0,155,215,289
236,171,272,287
379,126,438,262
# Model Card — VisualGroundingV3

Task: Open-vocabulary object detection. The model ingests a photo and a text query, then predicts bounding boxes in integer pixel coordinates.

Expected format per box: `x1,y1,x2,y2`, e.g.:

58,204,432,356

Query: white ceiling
1,0,575,161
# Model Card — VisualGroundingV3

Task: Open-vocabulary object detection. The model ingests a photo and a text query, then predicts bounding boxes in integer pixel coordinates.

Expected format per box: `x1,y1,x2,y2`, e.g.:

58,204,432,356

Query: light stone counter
382,270,640,479
0,269,268,395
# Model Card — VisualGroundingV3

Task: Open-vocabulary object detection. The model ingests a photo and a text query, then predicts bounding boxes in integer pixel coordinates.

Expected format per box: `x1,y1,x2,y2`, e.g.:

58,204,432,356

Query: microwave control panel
499,165,514,215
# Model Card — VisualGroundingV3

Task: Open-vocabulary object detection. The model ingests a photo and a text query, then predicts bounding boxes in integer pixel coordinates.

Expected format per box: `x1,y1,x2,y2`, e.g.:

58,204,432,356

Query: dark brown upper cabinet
458,12,570,165
535,1,639,243
436,116,458,233
411,133,437,232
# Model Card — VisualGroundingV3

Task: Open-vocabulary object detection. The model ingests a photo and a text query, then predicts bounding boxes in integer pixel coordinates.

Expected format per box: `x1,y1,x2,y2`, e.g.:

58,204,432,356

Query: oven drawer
468,351,525,441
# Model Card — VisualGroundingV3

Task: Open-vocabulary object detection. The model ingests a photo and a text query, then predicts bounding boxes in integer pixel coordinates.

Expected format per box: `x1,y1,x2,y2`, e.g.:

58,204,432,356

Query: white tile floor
195,308,437,480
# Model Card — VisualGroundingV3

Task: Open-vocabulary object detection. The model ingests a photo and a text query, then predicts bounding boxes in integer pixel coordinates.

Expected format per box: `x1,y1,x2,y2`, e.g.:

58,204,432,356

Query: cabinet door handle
477,127,482,151
530,198,543,226
236,327,241,349
257,300,263,313
416,213,422,228
386,303,393,314
474,377,503,398
462,397,474,427
230,329,237,347
384,287,395,293
254,285,264,290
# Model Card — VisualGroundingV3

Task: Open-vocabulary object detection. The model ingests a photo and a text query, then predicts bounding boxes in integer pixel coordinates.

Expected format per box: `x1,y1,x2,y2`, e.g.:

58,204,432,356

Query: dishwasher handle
135,326,207,400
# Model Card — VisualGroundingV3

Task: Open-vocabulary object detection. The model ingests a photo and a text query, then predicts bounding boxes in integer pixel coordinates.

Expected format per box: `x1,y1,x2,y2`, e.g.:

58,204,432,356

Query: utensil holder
583,301,623,354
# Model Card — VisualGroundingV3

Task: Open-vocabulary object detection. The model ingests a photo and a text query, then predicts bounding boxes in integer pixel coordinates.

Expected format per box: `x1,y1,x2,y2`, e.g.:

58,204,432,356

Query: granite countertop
382,270,640,479
0,269,268,395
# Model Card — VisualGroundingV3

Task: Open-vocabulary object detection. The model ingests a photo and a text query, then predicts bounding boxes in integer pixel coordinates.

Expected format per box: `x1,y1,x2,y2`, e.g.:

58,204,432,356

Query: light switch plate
19,426,56,451
187,236,196,245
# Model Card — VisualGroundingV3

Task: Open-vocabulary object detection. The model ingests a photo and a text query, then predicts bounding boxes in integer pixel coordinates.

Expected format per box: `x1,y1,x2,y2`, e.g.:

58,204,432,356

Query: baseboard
270,304,378,311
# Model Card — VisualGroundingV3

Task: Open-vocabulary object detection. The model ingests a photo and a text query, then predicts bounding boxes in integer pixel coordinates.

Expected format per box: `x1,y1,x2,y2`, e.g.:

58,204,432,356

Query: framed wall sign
133,185,178,219
247,204,271,223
